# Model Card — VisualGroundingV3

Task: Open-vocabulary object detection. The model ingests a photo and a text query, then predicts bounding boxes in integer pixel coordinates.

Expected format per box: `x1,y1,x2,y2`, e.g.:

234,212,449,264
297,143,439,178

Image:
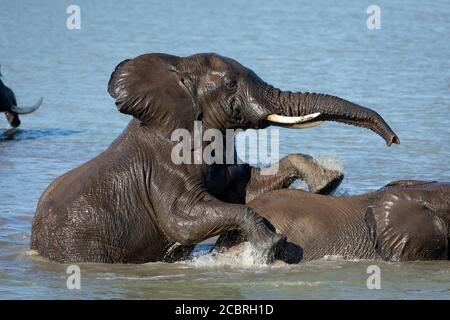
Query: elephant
0,66,43,128
30,53,399,264
217,180,450,262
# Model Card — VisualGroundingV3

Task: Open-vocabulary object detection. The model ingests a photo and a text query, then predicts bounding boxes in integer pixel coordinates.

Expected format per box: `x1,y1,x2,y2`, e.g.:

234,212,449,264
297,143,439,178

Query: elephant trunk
261,85,400,146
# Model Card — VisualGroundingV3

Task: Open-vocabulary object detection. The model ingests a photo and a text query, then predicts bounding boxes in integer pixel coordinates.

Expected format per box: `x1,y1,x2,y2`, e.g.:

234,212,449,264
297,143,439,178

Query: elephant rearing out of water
31,53,399,263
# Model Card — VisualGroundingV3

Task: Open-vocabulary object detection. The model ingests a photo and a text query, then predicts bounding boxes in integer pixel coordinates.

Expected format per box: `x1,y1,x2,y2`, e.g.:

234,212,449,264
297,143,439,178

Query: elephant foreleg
243,154,343,203
158,194,286,263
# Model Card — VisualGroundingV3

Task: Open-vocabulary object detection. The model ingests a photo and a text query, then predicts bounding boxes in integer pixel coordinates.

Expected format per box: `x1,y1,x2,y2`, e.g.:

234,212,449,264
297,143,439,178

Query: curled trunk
264,86,400,146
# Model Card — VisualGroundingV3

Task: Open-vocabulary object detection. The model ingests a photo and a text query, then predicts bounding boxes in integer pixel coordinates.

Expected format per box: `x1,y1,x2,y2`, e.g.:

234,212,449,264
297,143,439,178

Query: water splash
315,154,343,172
185,242,287,269
25,250,39,256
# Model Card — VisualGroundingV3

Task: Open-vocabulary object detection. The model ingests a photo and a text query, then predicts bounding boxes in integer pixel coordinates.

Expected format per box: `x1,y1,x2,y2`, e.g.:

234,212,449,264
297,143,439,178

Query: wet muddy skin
1,0,449,299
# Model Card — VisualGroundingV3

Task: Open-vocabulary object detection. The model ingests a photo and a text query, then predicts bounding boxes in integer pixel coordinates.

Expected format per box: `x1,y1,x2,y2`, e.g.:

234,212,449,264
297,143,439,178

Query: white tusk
10,97,43,115
288,121,324,129
266,112,321,124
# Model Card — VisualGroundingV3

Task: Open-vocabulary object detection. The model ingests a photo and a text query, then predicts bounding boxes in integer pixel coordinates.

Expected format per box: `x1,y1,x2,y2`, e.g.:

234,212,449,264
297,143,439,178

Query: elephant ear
365,192,448,261
108,54,200,135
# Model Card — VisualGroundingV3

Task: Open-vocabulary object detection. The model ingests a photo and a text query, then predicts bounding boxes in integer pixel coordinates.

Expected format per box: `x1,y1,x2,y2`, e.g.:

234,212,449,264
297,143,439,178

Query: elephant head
107,53,400,146
0,66,43,128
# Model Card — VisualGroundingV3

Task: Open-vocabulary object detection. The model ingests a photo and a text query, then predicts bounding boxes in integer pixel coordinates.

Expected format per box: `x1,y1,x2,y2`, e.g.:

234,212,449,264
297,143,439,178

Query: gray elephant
0,66,42,128
218,180,450,262
31,53,399,263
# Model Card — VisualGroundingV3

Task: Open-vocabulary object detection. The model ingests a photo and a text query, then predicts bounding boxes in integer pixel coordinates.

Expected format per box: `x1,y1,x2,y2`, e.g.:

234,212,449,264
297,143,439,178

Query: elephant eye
225,79,238,90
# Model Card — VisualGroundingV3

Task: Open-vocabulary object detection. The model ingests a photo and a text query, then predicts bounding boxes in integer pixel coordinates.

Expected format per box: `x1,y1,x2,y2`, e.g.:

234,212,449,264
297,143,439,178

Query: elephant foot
274,241,303,264
284,154,344,195
262,232,287,264
246,220,287,264
216,231,301,264
307,169,344,195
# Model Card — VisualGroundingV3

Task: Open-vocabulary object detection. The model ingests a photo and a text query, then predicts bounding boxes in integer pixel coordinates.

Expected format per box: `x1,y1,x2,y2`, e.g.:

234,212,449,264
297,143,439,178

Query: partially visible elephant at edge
0,66,43,128
31,53,399,264
219,180,450,262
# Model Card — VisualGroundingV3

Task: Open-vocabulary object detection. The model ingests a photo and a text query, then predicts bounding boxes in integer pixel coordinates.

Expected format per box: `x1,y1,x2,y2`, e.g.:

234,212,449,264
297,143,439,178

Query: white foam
320,254,369,262
184,242,287,269
321,255,346,261
25,249,39,256
315,154,343,172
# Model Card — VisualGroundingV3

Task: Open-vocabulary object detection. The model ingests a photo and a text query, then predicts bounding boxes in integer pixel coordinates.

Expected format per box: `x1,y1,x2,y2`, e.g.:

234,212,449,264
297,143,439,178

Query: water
0,0,449,299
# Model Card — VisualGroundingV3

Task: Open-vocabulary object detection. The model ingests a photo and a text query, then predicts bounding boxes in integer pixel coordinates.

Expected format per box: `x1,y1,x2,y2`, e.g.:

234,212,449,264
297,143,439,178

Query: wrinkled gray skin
31,53,399,263
219,180,450,262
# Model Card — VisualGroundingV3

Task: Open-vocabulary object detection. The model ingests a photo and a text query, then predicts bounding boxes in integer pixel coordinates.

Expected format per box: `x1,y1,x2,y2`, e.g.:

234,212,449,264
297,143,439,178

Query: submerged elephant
31,53,399,263
0,66,43,128
218,180,450,262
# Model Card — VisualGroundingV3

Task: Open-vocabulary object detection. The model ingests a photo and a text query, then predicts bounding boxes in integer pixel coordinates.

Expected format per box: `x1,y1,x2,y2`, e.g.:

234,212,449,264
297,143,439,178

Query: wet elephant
31,53,399,263
218,180,450,262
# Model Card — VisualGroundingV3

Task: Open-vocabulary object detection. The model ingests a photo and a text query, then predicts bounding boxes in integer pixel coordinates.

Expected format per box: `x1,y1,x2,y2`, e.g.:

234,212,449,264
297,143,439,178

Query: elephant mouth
266,112,324,129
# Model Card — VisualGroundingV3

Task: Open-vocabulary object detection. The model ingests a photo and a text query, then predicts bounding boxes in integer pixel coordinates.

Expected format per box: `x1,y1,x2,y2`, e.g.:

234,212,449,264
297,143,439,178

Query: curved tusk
288,121,324,129
10,97,43,114
266,112,321,124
